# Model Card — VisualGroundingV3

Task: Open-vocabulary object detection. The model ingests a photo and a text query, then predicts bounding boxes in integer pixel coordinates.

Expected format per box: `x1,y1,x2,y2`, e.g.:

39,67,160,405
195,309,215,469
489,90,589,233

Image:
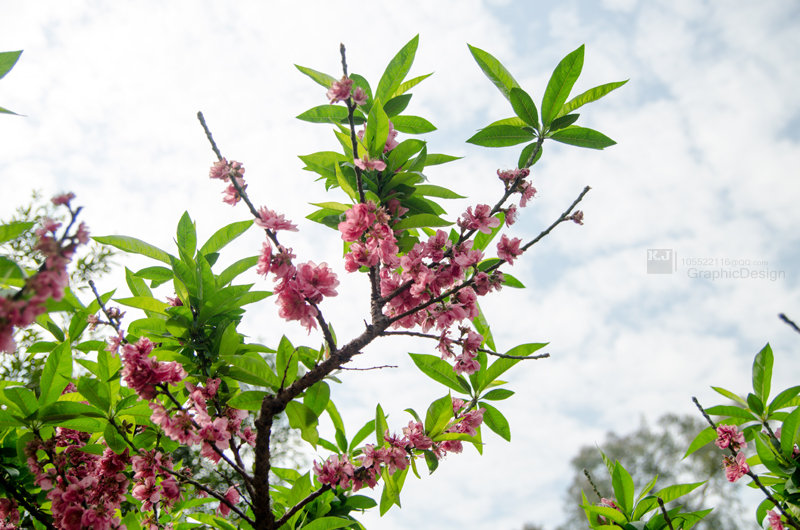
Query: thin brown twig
657,497,674,530
159,385,254,485
162,466,255,525
339,364,398,371
779,313,800,335
273,484,332,529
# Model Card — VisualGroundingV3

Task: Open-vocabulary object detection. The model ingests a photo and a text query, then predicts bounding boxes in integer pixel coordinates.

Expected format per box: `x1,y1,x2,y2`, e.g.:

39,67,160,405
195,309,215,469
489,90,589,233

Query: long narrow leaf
467,44,520,101
541,44,584,127
376,35,419,102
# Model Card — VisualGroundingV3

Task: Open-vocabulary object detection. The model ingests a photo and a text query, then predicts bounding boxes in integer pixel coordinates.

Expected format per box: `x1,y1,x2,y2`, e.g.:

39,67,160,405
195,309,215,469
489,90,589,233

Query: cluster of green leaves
466,44,626,168
685,343,800,526
0,50,22,115
581,453,710,529
296,35,463,253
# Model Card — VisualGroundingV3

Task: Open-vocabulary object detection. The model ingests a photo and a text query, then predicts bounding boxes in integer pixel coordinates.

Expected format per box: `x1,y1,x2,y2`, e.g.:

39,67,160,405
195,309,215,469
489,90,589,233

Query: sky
2,1,800,528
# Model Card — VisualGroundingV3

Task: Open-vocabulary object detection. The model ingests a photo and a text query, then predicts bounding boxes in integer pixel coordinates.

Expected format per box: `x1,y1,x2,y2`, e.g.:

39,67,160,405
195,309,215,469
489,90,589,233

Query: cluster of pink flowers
326,76,367,106
131,450,181,517
0,498,19,530
121,337,187,400
337,201,506,373
209,158,246,206
149,378,255,465
339,202,399,272
715,425,746,451
314,401,485,492
437,327,483,375
715,425,750,482
25,428,129,529
723,452,749,482
768,510,785,530
0,194,88,353
497,167,537,207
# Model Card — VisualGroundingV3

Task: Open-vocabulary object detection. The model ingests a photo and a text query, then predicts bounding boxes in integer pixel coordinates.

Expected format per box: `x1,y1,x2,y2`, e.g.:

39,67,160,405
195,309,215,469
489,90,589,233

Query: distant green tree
0,190,115,385
554,414,746,530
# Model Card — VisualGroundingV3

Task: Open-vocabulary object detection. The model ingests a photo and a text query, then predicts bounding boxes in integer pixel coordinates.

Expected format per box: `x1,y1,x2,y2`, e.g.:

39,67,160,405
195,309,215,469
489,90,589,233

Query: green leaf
746,392,764,416
40,401,104,423
391,115,436,134
350,419,375,452
365,97,390,158
286,401,319,446
0,221,34,244
376,35,419,103
38,342,72,406
218,255,259,286
200,219,253,255
383,94,412,117
780,406,800,459
768,385,800,413
228,390,268,412
467,44,520,101
393,214,452,231
300,517,354,530
115,296,168,313
0,409,24,427
479,401,510,441
413,184,465,199
0,256,25,281
541,44,584,127
94,235,171,264
509,87,539,129
548,113,580,132
375,404,389,448
711,386,748,407
409,353,470,393
655,481,704,504
584,505,627,525
0,51,22,80
176,211,197,259
425,153,461,166
752,343,773,404
557,79,628,118
549,126,615,149
392,72,432,97
683,426,716,458
467,125,535,147
703,405,757,421
518,141,543,168
344,495,377,510
297,105,352,124
303,381,330,417
3,387,38,417
501,273,525,288
78,377,110,412
481,388,514,401
294,64,337,88
104,422,128,453
472,301,496,352
483,343,547,388
0,106,20,116
334,162,357,201
611,462,635,515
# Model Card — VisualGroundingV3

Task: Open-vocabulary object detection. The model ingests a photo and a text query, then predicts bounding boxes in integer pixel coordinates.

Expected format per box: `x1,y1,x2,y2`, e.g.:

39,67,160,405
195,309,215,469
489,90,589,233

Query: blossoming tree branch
0,37,627,529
